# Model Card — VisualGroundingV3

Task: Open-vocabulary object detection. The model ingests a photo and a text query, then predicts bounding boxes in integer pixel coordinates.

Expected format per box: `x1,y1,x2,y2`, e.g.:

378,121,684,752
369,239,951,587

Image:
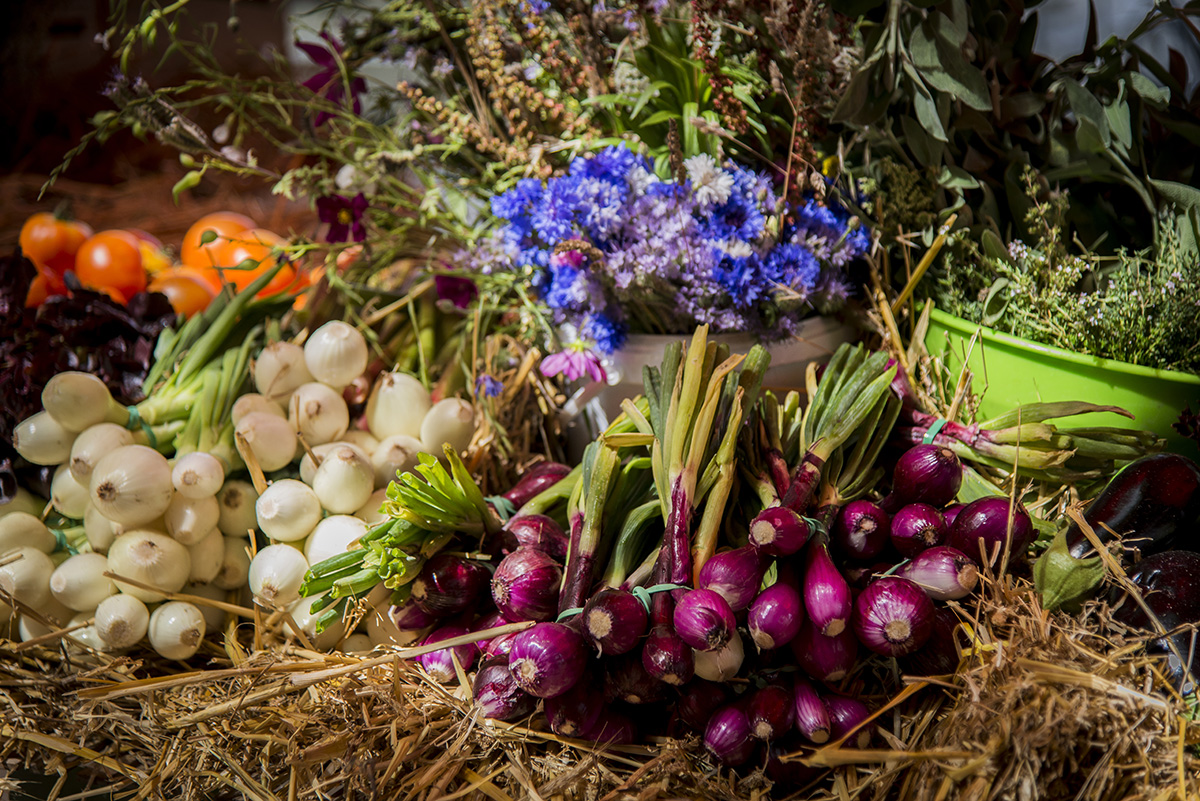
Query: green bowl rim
925,304,1200,386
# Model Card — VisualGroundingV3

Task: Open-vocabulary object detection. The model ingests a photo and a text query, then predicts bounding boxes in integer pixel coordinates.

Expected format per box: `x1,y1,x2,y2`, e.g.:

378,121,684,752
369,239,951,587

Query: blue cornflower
475,374,504,398
581,313,627,355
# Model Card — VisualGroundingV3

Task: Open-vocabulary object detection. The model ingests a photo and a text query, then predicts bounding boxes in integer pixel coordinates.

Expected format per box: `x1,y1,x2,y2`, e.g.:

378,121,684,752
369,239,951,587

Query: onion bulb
41,371,126,432
288,382,350,446
52,464,91,519
365,372,430,439
304,321,368,388
304,515,367,565
339,430,380,453
106,530,191,602
1,489,46,519
148,601,206,660
253,341,313,403
49,552,115,611
12,411,77,466
94,593,150,650
172,452,225,499
0,546,56,607
312,445,374,514
212,537,251,590
0,511,56,555
84,504,118,554
235,411,298,473
69,423,134,484
183,582,229,634
231,393,286,424
692,630,745,682
187,527,225,583
90,445,174,527
419,398,475,456
248,544,309,609
164,493,220,545
216,480,259,537
354,489,389,526
285,593,347,651
371,435,422,489
256,479,322,542
299,441,370,486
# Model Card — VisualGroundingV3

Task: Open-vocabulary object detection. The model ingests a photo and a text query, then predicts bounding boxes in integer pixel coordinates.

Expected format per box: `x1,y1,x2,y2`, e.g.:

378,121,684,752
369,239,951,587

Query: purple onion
492,547,562,622
749,506,813,556
544,674,604,736
605,653,668,705
581,709,637,744
481,631,519,660
843,562,890,591
497,514,569,561
582,588,649,655
901,606,965,676
946,496,1035,567
942,503,965,528
792,676,831,744
890,444,963,508
898,546,979,600
697,546,768,611
766,734,827,787
803,542,852,637
470,611,509,655
642,624,695,686
852,576,934,657
673,588,737,652
677,679,731,731
502,462,571,509
889,503,947,557
748,580,804,651
473,657,537,721
416,624,476,682
791,619,858,682
411,554,491,617
391,598,439,631
508,622,588,698
824,694,872,748
704,704,756,766
833,500,891,561
748,683,795,741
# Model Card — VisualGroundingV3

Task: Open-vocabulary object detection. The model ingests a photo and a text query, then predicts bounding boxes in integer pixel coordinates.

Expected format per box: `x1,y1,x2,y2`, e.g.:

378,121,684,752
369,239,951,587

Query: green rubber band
556,606,584,622
125,405,158,449
630,583,688,614
922,418,949,445
49,528,77,556
487,495,517,523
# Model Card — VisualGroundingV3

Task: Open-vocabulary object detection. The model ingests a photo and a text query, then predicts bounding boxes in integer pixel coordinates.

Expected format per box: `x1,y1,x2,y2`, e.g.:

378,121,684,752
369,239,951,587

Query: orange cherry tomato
148,268,216,316
75,230,146,301
180,211,256,270
210,228,296,296
19,213,93,279
126,230,173,275
25,273,52,308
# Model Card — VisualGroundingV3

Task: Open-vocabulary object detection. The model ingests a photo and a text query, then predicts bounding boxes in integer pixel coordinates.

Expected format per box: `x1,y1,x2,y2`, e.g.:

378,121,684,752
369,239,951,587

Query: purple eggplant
1111,550,1200,690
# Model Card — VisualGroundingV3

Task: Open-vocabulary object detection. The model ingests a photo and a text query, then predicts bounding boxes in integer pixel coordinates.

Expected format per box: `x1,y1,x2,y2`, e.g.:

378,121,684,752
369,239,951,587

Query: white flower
334,163,377,196
212,124,231,145
626,164,658,197
684,154,734,207
719,239,754,259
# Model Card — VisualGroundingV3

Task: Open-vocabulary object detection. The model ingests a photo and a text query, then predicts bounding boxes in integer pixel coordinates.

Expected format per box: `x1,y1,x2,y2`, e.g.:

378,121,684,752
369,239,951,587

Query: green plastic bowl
923,304,1200,457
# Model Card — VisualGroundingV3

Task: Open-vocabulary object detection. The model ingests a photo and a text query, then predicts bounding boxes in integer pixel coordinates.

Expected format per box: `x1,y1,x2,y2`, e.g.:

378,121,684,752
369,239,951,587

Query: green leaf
936,165,980,190
1061,78,1110,151
1150,178,1200,211
910,18,991,111
1126,70,1170,107
640,109,680,127
831,70,876,125
981,277,1010,326
913,85,947,142
901,114,942,166
1103,80,1132,154
172,170,203,203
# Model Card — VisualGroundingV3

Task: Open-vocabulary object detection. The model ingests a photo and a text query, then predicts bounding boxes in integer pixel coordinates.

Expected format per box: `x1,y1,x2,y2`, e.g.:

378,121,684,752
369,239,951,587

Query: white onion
304,321,368,388
339,430,380,453
253,341,313,403
171,452,226,499
106,530,191,603
355,489,389,526
365,601,426,647
231,393,287,424
212,537,252,590
693,630,745,682
187,527,225,583
183,582,229,633
312,446,374,514
248,544,309,609
16,597,74,642
13,411,78,466
52,464,92,520
365,372,430,440
285,593,346,651
49,552,115,611
65,612,107,653
164,493,220,546
90,445,174,527
256,479,322,542
235,412,298,473
0,546,56,608
83,505,119,554
299,442,370,486
69,423,135,485
304,515,367,565
216,480,259,537
0,511,56,554
288,382,350,446
95,593,150,649
371,435,422,489
41,371,126,432
419,398,475,457
148,601,206,660
340,633,374,654
1,489,46,519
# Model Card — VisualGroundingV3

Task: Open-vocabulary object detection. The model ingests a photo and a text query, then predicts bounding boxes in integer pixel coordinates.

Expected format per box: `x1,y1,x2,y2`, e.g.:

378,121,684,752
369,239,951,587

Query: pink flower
540,342,606,383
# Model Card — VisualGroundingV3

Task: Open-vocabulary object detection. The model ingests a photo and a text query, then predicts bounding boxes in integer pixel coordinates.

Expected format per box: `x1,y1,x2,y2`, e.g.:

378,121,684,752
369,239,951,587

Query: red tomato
180,211,256,270
19,213,93,279
148,268,216,316
75,230,146,301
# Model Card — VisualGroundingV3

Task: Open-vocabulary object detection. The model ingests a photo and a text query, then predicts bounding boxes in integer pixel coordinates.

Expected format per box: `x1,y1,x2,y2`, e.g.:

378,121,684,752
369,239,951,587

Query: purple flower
435,272,479,309
316,193,369,242
475,374,503,398
540,343,607,383
297,33,367,126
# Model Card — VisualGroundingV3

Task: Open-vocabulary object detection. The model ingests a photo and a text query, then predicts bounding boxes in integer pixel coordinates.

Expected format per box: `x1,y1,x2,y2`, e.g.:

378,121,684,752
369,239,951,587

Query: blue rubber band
125,406,158,449
922,418,949,445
